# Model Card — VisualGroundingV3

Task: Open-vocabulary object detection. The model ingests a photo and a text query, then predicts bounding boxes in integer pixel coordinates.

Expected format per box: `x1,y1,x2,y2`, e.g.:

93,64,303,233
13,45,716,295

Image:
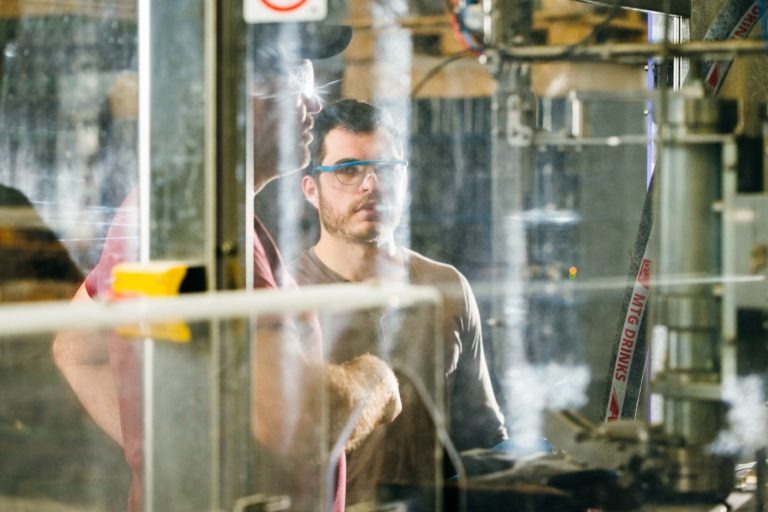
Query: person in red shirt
52,23,401,512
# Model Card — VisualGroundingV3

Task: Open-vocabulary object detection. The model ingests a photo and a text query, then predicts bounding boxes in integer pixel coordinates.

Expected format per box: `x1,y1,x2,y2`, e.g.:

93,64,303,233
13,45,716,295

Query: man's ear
301,175,320,209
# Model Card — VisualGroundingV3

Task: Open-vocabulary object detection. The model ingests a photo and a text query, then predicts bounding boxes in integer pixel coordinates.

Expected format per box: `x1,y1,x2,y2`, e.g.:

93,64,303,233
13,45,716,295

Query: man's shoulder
289,249,340,286
404,249,480,328
404,249,474,303
405,249,464,284
287,250,311,285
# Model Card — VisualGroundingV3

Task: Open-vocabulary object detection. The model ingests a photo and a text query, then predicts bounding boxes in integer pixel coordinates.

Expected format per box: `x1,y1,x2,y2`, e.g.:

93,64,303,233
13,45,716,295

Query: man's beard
318,193,393,244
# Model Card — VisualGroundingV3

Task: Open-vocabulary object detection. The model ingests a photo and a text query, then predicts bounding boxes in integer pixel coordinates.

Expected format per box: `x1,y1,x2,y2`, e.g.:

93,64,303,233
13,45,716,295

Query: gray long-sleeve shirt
291,247,507,505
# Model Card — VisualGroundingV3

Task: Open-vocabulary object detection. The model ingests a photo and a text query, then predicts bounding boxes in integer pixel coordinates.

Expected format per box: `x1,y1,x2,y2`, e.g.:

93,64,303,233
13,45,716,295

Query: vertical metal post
216,0,252,509
138,0,218,509
490,60,538,445
483,0,537,446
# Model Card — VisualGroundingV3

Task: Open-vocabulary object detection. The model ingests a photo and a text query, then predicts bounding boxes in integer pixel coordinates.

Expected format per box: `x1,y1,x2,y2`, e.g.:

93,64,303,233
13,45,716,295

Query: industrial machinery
454,1,768,511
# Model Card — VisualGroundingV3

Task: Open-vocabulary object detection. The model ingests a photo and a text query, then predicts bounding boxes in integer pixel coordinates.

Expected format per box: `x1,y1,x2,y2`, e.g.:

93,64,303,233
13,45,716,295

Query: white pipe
0,284,442,338
138,0,150,265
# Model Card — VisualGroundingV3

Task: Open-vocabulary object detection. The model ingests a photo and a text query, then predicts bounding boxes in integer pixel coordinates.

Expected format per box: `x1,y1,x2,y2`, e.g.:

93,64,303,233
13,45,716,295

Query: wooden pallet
535,0,647,44
346,1,647,59
342,0,648,99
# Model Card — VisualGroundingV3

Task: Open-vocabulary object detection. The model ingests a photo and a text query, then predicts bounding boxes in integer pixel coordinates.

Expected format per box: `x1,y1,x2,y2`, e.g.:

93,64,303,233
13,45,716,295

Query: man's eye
337,166,363,176
375,164,396,173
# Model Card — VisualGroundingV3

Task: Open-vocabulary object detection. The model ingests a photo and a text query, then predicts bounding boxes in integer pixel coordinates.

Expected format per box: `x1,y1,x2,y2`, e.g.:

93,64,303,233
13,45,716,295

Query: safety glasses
313,159,408,186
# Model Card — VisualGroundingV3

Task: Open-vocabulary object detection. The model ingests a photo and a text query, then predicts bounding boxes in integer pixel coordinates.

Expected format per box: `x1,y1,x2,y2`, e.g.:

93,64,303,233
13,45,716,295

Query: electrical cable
450,12,482,54
393,364,468,512
699,0,765,93
325,400,364,512
444,0,483,55
410,49,474,98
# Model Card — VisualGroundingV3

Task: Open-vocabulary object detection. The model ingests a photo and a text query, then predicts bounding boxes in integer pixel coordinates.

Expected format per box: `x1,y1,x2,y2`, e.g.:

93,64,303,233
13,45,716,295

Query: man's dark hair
308,99,400,174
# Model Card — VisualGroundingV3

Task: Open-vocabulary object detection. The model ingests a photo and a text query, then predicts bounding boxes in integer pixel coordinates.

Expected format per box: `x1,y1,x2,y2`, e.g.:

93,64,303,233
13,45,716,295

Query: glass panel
0,329,130,510
0,6,138,294
0,286,441,511
4,0,768,510
146,1,208,261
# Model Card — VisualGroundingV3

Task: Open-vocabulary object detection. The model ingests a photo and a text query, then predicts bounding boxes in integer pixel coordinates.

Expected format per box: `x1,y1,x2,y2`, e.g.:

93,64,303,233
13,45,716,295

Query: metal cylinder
654,96,737,445
482,0,533,47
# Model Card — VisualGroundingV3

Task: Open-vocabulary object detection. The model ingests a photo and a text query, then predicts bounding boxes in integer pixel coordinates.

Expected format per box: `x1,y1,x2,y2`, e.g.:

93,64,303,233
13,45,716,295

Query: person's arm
250,319,401,454
449,273,508,451
52,284,123,446
325,353,402,451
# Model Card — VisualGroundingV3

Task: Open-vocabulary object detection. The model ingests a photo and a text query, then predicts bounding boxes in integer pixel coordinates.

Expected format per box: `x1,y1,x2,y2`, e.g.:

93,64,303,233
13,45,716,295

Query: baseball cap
251,22,352,66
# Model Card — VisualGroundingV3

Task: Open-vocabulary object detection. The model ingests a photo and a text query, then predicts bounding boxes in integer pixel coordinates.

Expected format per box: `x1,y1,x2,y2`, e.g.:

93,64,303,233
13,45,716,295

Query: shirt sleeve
84,190,139,298
449,271,508,451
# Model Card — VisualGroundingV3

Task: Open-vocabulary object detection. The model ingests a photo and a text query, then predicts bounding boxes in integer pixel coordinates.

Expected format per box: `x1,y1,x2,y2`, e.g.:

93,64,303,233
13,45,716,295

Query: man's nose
360,169,379,190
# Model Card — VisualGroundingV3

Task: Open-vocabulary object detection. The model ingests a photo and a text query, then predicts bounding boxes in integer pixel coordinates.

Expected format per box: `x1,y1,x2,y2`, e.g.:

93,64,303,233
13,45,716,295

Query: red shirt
84,192,344,512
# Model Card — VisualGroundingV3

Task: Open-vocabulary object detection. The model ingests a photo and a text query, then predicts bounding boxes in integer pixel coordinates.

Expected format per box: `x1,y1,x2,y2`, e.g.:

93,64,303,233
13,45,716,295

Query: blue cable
457,6,481,52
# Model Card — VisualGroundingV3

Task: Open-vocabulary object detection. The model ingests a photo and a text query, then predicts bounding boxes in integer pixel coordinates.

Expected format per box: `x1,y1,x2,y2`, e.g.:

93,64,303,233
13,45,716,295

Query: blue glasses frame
313,159,409,186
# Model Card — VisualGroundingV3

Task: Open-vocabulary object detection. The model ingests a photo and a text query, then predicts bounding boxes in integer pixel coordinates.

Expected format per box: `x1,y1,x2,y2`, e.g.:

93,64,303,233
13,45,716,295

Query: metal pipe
0,284,442,336
0,284,443,337
492,38,767,62
488,57,538,450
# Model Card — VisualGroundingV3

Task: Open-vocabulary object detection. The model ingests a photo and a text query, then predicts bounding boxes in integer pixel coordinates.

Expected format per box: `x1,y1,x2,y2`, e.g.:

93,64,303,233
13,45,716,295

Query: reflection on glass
0,5,138,511
0,10,138,274
1,286,440,511
4,1,768,511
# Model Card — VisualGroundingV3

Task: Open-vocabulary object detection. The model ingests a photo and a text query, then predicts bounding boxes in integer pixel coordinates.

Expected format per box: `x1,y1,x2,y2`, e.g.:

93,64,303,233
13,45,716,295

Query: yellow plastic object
112,261,189,297
115,323,192,344
112,261,193,343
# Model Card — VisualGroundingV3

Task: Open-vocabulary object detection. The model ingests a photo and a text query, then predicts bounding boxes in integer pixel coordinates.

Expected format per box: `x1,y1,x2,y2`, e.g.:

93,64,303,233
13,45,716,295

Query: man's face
302,127,407,244
251,59,320,178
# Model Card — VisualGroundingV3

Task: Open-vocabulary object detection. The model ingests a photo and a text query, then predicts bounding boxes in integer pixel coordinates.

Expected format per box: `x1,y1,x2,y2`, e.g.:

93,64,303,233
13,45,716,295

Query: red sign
604,256,652,422
638,258,651,290
261,0,308,11
608,389,620,421
244,0,325,23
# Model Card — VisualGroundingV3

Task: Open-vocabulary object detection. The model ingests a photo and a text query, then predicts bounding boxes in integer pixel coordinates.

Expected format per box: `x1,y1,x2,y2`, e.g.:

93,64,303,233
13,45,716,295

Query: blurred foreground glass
0,284,443,511
0,6,138,281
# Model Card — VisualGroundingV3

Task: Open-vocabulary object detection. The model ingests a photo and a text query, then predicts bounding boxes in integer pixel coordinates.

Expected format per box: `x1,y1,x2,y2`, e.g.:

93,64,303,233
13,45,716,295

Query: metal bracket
233,494,291,512
506,94,534,146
